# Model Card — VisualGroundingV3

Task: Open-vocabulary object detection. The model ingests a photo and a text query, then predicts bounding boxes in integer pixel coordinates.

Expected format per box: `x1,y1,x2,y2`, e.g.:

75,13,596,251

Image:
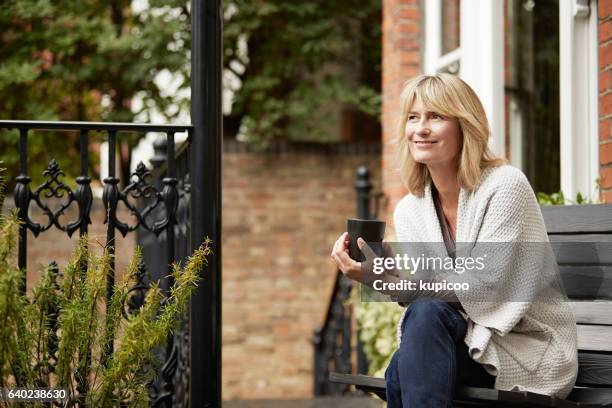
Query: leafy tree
0,0,382,188
0,0,190,186
223,0,382,148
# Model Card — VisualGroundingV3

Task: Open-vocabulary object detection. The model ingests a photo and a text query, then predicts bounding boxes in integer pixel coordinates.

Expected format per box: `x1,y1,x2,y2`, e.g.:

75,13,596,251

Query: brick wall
600,1,612,203
222,143,380,399
381,0,422,236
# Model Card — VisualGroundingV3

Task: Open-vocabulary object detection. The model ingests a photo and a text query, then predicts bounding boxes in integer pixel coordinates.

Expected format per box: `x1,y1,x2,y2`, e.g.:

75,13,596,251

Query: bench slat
567,388,612,406
551,242,612,264
542,205,612,234
578,325,612,352
560,267,612,300
550,234,612,243
577,353,612,387
571,302,612,325
328,373,601,407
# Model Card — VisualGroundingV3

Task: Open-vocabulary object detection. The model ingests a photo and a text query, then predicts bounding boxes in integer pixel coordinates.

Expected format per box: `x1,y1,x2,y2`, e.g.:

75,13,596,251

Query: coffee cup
347,218,386,261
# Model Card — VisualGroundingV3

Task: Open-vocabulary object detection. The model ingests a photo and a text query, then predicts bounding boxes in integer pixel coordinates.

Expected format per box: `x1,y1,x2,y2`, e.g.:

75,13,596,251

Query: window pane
441,0,461,54
506,0,559,194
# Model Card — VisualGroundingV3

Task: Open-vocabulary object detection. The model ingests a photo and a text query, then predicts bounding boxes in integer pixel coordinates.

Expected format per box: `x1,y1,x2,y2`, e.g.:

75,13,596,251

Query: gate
0,0,222,406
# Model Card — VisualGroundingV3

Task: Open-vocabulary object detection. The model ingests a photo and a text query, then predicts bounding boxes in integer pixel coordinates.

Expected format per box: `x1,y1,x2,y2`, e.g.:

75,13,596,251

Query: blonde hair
394,73,507,197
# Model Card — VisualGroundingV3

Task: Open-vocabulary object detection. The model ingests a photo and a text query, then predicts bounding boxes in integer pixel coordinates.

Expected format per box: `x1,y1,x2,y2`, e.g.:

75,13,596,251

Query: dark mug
347,218,386,261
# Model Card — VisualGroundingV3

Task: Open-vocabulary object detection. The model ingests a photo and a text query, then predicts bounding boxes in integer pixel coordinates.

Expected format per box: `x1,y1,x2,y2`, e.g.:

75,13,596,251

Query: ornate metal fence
0,1,222,406
0,121,193,406
313,166,384,395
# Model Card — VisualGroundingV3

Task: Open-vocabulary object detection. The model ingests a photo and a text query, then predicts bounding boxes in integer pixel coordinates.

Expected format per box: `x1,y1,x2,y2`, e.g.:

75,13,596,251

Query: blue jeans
384,299,495,408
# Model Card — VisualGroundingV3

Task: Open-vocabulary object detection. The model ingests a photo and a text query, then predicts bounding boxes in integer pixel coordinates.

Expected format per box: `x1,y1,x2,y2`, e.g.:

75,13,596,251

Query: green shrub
536,191,597,206
355,299,404,378
0,172,212,406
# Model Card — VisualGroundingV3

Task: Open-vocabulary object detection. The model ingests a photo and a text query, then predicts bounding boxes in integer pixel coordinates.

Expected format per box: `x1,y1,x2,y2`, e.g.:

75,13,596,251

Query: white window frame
424,0,505,159
560,0,599,200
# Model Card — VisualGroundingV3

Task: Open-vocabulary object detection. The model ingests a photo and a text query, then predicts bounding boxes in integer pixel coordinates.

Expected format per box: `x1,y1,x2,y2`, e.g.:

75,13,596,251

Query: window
559,0,599,200
424,0,505,158
424,0,599,199
506,0,560,194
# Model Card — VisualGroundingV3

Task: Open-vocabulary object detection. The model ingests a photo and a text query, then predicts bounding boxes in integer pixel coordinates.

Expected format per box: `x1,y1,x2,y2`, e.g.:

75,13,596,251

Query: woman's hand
331,232,380,283
331,232,362,282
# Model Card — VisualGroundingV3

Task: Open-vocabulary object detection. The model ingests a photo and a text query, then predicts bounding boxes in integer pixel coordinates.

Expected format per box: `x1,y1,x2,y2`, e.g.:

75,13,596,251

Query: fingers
337,254,360,278
357,237,377,260
331,232,349,257
331,234,361,280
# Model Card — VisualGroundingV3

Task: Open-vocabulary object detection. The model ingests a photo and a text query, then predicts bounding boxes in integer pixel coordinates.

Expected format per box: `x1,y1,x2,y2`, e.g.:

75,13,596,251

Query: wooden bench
330,204,612,407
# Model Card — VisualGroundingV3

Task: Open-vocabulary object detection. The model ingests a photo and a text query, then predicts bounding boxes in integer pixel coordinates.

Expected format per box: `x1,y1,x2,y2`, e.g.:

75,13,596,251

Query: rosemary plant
0,171,212,407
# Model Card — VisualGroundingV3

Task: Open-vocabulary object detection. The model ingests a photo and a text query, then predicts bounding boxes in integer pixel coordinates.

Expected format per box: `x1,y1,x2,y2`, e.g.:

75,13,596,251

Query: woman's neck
428,162,460,208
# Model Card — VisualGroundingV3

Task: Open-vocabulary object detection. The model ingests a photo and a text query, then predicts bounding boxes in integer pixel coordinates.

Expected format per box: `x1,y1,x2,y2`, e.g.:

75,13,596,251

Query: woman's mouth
413,140,438,145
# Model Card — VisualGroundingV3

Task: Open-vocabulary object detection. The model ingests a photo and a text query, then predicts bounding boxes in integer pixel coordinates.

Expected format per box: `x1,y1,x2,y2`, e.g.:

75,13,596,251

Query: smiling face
405,98,463,169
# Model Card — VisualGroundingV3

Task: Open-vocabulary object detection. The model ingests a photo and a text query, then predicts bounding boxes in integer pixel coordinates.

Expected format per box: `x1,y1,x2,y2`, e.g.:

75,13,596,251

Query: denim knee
401,298,465,343
401,298,448,331
385,351,399,384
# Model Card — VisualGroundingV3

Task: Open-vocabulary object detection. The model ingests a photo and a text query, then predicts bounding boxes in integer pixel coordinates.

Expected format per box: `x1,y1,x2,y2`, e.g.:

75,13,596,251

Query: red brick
600,92,612,116
601,166,612,189
395,7,420,21
600,0,612,18
400,50,421,65
600,44,612,68
220,151,381,399
601,118,612,141
398,21,420,33
600,21,612,43
393,37,420,51
601,141,612,165
600,70,612,92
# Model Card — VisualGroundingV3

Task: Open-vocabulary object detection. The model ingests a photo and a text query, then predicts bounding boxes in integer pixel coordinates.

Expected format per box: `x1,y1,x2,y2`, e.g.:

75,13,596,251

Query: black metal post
190,0,222,407
164,131,177,293
78,129,92,239
159,131,178,406
105,130,117,302
356,166,372,220
15,128,29,286
354,166,371,375
102,130,119,362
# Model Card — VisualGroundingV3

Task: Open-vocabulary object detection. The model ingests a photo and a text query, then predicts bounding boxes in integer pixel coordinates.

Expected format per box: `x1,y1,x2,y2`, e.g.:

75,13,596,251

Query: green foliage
355,298,404,378
536,178,601,206
0,206,212,406
1,0,382,184
0,0,191,184
223,0,382,148
536,191,596,206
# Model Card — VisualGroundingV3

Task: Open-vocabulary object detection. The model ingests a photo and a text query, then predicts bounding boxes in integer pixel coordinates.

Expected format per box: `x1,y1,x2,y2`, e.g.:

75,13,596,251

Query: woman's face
405,99,462,168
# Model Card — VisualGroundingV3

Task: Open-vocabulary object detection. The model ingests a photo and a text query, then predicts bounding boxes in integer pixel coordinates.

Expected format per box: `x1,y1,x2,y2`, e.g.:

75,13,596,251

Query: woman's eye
408,115,418,121
431,113,442,119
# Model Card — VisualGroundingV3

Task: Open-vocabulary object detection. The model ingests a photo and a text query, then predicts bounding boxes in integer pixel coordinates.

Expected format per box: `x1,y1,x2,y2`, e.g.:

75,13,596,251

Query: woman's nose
415,119,431,136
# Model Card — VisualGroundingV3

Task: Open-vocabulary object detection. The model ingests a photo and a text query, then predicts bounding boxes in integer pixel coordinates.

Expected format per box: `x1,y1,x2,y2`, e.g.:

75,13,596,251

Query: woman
330,73,578,407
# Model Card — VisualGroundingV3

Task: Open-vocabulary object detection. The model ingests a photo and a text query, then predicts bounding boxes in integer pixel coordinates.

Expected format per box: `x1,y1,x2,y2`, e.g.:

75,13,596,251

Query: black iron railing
0,120,194,407
313,166,385,395
138,134,194,407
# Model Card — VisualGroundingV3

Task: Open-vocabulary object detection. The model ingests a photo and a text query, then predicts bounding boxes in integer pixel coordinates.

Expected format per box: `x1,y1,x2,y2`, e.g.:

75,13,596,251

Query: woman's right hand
330,232,364,282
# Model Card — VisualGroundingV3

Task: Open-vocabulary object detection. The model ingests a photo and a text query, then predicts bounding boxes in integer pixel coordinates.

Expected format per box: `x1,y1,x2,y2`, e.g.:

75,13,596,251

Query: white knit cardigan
393,164,578,398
